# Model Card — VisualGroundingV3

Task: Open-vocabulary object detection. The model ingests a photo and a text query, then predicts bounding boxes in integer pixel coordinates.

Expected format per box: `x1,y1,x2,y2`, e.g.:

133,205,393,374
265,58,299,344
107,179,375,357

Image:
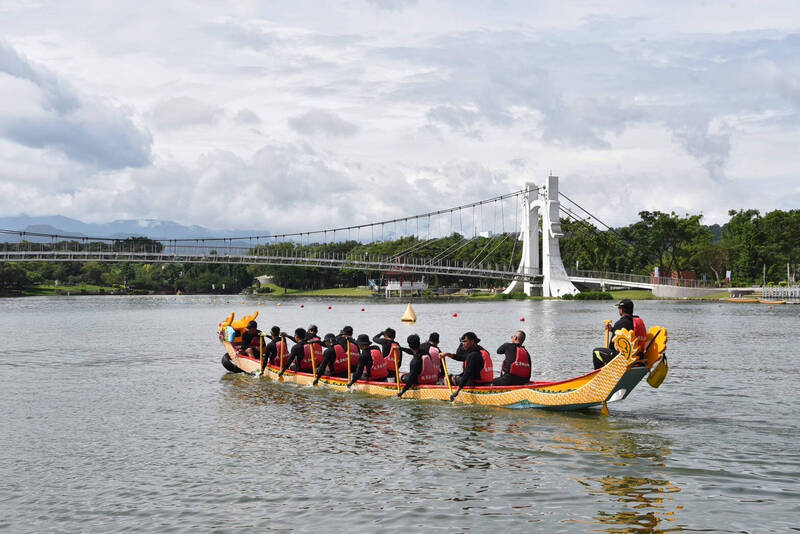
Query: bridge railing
0,248,542,283
567,269,715,288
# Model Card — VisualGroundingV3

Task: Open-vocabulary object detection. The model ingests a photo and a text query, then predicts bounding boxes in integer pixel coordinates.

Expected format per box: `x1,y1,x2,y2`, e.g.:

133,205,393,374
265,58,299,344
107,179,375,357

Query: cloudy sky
1,0,798,235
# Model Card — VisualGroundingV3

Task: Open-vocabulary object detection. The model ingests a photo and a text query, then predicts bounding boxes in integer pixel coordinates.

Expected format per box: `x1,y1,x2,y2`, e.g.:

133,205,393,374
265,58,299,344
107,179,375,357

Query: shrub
575,291,613,300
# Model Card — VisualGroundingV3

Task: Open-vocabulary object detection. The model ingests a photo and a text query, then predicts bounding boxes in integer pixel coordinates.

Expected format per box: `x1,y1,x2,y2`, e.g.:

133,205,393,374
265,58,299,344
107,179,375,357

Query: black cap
247,320,257,328
407,334,420,350
616,299,634,314
307,324,318,333
340,325,353,335
428,332,439,343
356,334,371,345
460,331,480,344
323,333,336,343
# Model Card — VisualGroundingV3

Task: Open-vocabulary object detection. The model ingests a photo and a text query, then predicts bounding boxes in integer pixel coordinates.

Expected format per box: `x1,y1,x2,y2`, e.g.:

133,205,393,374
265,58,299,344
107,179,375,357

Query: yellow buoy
401,303,417,322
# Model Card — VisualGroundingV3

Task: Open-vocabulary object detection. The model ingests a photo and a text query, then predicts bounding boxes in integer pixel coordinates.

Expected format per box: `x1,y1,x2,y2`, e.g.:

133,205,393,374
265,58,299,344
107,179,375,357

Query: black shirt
399,347,423,395
451,344,487,390
349,345,379,385
280,341,307,373
609,314,634,352
240,329,262,352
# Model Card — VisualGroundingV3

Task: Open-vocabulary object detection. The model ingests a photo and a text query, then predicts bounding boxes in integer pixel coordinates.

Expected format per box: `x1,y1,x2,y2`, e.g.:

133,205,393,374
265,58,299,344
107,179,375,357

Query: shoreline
1,286,736,301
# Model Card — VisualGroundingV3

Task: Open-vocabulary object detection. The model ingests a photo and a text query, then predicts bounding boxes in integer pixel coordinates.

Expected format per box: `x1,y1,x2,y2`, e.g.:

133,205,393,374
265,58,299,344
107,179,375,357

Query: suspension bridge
0,176,715,297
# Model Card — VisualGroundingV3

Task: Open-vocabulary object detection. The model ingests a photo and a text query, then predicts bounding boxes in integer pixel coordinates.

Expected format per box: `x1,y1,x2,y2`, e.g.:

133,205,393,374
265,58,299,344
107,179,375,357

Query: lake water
1,296,798,533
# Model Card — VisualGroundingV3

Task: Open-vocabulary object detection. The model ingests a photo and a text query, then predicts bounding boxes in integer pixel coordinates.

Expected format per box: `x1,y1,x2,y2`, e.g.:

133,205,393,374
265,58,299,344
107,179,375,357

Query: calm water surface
1,296,798,533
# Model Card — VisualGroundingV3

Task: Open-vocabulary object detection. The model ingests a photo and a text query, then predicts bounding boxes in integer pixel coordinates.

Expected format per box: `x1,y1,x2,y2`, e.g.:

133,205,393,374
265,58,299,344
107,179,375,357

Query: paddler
240,320,265,359
347,334,388,387
491,330,531,386
278,328,309,377
373,327,402,381
312,333,339,386
420,332,442,383
397,334,425,397
261,326,288,372
441,331,494,401
592,299,647,369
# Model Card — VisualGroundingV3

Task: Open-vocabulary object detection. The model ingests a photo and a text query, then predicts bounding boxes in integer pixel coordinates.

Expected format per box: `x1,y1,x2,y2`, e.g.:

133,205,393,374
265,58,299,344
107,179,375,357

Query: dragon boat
217,312,669,411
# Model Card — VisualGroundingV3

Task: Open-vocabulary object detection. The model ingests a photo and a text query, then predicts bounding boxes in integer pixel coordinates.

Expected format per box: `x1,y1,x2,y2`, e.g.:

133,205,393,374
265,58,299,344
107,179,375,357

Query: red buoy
452,313,458,318
520,317,525,322
361,308,365,312
300,304,304,308
328,306,332,310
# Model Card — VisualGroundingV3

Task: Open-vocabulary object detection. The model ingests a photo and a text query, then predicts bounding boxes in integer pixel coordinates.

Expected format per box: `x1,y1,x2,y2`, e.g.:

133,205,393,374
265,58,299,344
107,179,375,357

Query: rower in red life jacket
592,299,647,369
240,320,265,359
492,330,531,386
397,334,438,397
347,334,388,387
261,325,289,373
313,333,340,386
442,331,494,401
373,328,402,381
335,325,360,371
278,328,309,377
420,332,442,383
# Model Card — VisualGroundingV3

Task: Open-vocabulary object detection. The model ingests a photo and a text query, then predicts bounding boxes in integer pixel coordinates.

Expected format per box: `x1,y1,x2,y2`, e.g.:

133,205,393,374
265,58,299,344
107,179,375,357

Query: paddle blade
647,355,669,388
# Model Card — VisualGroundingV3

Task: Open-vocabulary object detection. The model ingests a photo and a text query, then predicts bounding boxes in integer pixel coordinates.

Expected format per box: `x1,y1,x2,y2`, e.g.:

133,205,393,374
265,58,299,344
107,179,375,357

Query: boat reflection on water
546,413,682,532
588,475,682,533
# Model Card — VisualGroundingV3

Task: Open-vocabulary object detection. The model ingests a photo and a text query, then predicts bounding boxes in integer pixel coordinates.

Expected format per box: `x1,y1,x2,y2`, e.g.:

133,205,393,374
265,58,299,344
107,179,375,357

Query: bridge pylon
504,175,579,297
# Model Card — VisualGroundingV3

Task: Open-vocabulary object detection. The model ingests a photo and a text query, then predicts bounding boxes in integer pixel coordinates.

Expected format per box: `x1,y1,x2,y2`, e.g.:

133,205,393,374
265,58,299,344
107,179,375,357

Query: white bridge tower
504,175,579,297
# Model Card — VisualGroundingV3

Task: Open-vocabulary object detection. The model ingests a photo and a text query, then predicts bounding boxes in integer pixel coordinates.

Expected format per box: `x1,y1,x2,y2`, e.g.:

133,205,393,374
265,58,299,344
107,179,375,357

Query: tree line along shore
1,208,797,297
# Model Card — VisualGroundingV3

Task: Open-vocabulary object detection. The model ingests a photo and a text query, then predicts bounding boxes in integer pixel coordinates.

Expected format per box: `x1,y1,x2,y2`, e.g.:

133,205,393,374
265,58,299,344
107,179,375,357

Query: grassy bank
18,284,119,296
256,284,374,298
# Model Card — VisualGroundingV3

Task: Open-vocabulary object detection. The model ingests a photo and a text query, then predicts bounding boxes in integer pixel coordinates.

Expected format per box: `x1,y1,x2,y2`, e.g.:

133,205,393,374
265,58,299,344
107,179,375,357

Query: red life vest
369,348,388,379
274,338,288,365
386,342,401,373
633,316,647,354
333,344,350,373
347,340,359,368
418,355,438,384
463,349,494,384
508,346,531,379
300,343,321,372
428,346,441,375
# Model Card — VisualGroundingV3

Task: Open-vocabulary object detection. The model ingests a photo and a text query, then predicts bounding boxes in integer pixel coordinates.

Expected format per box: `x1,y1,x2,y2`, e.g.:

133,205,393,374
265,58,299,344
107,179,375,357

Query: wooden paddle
604,319,612,349
346,339,352,385
441,353,453,399
310,342,318,382
393,345,401,392
259,333,265,376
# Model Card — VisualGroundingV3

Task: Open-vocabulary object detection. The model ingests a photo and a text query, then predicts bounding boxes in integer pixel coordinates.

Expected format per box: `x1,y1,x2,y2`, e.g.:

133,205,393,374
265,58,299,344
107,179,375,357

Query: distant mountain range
0,214,267,241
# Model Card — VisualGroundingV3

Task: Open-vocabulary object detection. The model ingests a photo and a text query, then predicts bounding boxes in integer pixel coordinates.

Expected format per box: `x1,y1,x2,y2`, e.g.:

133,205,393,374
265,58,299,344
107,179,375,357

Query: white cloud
0,41,151,169
288,109,358,137
147,96,224,131
0,2,798,232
